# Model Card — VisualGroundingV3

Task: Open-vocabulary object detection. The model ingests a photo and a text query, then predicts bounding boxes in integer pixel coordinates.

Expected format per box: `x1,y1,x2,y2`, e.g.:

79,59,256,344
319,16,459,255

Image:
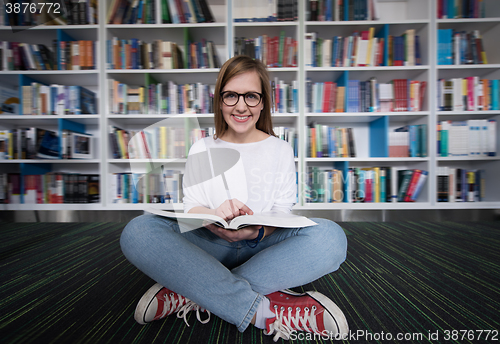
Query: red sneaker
134,283,210,326
264,289,348,341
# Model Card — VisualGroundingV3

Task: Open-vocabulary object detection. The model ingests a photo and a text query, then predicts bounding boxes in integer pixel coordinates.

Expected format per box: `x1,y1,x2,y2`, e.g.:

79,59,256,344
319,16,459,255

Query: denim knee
306,218,348,271
120,214,161,257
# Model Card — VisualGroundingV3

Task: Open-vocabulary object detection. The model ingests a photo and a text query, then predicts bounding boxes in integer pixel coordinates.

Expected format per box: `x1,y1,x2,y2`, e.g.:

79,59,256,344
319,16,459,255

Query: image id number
5,2,61,14
443,330,498,341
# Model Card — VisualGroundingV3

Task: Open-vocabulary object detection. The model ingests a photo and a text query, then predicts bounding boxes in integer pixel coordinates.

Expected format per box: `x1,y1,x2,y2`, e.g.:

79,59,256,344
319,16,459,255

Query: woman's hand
214,198,253,221
205,224,263,243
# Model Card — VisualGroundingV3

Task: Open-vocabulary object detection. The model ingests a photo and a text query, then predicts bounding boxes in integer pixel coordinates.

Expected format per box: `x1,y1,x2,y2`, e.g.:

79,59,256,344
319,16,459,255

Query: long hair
213,55,275,139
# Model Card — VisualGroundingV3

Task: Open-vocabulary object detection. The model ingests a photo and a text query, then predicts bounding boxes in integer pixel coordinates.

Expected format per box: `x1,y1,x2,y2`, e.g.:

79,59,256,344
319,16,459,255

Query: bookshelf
0,0,499,212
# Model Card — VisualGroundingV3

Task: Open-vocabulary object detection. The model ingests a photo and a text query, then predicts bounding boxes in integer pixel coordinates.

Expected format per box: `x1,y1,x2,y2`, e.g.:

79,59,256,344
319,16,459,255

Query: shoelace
177,300,211,327
158,293,211,326
265,305,319,342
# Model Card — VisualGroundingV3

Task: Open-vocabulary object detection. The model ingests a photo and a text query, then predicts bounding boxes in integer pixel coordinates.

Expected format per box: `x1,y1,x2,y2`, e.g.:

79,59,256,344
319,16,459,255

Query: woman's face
220,70,264,142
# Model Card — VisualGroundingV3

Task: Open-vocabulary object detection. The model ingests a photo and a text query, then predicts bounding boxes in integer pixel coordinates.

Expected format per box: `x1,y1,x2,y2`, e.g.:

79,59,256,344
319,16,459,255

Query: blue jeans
120,214,347,332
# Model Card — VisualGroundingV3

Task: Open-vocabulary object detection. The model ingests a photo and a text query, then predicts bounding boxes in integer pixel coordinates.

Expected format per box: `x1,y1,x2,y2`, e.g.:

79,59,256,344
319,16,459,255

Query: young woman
120,55,349,341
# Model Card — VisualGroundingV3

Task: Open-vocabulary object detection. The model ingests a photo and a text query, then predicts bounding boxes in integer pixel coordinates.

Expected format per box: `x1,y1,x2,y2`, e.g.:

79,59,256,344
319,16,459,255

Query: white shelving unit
1,0,499,212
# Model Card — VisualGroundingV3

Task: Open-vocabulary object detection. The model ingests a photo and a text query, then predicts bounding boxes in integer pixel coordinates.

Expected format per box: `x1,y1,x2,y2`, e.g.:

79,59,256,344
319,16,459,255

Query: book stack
307,123,356,158
0,173,99,204
306,166,428,203
234,0,297,22
438,29,487,65
110,171,183,204
388,124,428,158
305,28,421,67
1,0,98,26
437,0,486,19
437,166,484,202
18,83,97,116
307,0,379,21
108,80,215,115
106,38,220,70
234,34,298,68
437,119,497,157
438,77,500,111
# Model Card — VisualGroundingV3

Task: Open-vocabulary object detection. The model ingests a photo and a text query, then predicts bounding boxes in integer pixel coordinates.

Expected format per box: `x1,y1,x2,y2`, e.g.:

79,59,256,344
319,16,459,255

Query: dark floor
1,221,499,343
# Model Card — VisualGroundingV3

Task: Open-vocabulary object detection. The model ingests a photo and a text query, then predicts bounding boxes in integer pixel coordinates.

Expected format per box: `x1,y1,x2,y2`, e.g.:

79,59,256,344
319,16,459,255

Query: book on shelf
109,125,214,160
145,208,316,232
110,171,183,204
307,0,379,21
388,124,428,158
20,83,97,116
106,38,220,70
55,40,96,71
305,28,420,68
0,172,99,204
437,77,500,111
108,0,157,24
306,166,428,204
307,78,426,113
270,79,298,113
437,0,486,19
234,0,296,22
306,123,356,158
438,29,487,65
234,34,298,68
151,0,215,24
437,119,496,157
1,0,98,26
108,79,215,115
437,166,485,202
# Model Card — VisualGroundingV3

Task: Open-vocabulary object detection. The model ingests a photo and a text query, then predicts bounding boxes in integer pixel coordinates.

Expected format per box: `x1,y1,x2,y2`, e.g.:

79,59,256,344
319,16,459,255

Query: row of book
307,0,379,21
109,125,213,160
307,124,356,158
1,0,98,27
108,80,214,115
162,0,215,24
234,34,298,68
108,0,157,24
437,119,497,157
305,28,421,68
110,171,183,204
22,83,96,116
0,173,100,204
307,167,428,203
0,128,93,160
437,0,486,19
109,124,297,160
106,38,221,70
438,29,487,65
388,124,428,158
437,166,484,202
306,78,426,113
234,0,297,22
0,40,96,71
438,77,500,111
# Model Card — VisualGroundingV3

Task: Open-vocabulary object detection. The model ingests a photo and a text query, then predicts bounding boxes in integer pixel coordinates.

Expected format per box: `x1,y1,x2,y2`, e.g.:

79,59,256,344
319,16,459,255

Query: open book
145,208,317,233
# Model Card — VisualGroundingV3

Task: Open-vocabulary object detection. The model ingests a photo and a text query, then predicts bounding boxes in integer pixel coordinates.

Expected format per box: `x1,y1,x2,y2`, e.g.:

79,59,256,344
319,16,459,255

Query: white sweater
183,135,297,214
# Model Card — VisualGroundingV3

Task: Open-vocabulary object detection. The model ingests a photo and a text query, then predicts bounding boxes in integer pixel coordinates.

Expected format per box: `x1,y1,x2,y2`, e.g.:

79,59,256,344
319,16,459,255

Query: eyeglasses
220,91,263,107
